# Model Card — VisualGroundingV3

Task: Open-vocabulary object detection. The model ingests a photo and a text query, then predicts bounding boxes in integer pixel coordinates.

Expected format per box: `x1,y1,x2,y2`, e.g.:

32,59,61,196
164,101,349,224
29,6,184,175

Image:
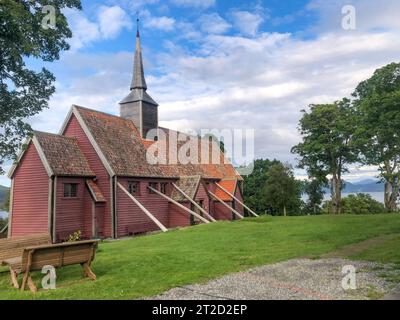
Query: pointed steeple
120,18,158,138
131,19,147,90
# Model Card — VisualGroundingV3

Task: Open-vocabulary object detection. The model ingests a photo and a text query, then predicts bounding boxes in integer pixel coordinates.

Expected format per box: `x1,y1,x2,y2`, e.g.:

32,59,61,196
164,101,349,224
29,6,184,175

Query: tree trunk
331,173,342,214
384,180,399,212
283,206,287,216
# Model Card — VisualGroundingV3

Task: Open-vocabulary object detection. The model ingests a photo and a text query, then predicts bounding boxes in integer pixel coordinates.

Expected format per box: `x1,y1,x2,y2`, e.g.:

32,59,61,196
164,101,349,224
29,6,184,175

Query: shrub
323,193,385,214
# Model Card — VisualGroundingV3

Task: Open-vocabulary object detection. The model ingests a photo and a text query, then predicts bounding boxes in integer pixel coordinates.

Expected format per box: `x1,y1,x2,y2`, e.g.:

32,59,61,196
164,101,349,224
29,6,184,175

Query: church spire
131,18,147,90
120,19,158,138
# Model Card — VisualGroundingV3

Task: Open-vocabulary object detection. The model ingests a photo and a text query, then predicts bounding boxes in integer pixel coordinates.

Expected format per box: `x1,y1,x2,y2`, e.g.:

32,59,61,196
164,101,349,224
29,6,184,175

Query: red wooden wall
55,177,87,240
116,178,170,237
11,143,49,236
63,114,112,237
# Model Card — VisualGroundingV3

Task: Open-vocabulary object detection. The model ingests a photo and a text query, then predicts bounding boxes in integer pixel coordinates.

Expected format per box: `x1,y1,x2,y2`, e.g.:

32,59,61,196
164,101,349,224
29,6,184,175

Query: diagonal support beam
148,186,210,224
208,191,244,219
172,183,216,222
118,182,168,232
215,183,259,217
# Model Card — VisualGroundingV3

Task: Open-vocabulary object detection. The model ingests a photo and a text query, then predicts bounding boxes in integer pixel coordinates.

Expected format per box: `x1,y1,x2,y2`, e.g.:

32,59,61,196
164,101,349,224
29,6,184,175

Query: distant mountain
344,180,383,193
322,179,384,193
0,185,10,210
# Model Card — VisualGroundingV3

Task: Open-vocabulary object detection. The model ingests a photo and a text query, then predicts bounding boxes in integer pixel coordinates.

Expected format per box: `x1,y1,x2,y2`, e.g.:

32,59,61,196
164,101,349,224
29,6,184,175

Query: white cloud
170,0,215,9
230,10,265,36
307,0,400,32
145,15,176,31
198,13,231,34
3,1,399,185
98,6,133,39
65,6,132,50
65,9,101,50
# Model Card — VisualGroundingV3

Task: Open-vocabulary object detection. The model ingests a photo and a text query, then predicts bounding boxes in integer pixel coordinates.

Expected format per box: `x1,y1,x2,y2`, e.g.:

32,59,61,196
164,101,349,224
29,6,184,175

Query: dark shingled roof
171,176,201,202
34,131,95,177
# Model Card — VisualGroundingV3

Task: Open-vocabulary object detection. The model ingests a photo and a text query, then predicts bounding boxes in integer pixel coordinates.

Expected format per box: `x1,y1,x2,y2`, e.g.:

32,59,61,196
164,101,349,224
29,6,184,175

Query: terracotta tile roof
34,131,95,177
145,127,242,180
171,176,201,202
214,179,237,201
74,106,167,178
86,180,106,202
73,106,242,180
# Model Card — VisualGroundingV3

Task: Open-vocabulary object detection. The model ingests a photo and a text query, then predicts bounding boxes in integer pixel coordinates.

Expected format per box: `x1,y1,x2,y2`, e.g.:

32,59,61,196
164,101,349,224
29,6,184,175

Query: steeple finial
136,12,140,38
130,14,147,91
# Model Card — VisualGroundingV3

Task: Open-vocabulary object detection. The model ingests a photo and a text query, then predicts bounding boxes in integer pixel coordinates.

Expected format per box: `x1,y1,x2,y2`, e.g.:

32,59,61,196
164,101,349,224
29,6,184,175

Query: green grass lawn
1,214,399,300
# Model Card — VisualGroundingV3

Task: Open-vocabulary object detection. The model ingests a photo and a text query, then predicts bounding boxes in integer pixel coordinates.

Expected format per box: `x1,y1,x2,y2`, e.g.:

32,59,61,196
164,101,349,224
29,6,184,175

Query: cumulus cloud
230,10,265,36
198,13,231,34
98,6,133,39
65,6,132,50
307,0,400,32
170,0,215,9
145,15,176,31
4,2,399,185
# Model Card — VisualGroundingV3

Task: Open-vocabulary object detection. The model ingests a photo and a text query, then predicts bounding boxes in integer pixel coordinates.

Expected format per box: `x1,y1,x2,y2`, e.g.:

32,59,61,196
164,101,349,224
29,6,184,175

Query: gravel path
148,259,400,300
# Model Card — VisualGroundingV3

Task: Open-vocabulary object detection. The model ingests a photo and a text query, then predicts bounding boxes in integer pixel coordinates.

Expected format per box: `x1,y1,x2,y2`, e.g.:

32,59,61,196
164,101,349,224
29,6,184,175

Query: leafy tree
0,0,82,174
323,193,385,215
264,163,302,216
243,159,280,214
352,62,400,212
291,100,358,214
2,190,10,212
303,178,325,215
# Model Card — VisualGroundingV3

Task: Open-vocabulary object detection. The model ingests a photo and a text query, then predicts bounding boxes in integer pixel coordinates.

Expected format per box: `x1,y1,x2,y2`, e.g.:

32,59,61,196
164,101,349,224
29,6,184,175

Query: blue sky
2,0,400,186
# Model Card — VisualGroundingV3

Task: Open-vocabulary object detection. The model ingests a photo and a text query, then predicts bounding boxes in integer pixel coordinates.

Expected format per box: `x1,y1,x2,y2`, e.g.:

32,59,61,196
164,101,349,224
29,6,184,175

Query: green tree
352,62,400,212
303,178,325,215
291,100,358,214
323,193,385,215
264,163,302,216
0,0,82,174
243,159,280,214
3,190,10,212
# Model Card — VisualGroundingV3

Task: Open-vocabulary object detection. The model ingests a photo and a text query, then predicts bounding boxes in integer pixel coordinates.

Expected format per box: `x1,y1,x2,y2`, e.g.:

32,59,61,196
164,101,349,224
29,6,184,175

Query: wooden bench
0,234,52,266
1,240,98,293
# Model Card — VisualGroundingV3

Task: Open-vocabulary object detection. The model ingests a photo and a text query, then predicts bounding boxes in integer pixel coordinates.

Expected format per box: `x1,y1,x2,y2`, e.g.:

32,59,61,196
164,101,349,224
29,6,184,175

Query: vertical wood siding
234,186,244,215
194,183,210,214
11,143,49,236
63,115,112,237
83,187,93,238
213,201,234,220
116,178,170,237
168,202,191,228
55,177,87,239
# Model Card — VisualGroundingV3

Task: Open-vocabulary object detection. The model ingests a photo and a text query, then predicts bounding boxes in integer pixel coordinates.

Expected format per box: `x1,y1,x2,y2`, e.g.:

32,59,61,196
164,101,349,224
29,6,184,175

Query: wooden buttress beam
172,183,216,222
117,183,168,232
208,191,244,219
215,183,259,217
148,186,210,224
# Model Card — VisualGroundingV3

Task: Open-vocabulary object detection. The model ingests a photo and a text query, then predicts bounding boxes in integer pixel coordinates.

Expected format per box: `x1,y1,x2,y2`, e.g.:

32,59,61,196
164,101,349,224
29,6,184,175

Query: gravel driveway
148,258,400,300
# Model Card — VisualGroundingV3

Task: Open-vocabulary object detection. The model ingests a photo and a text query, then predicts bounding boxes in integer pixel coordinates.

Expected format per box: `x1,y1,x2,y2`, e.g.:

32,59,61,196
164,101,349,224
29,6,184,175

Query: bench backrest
0,234,52,264
21,240,98,272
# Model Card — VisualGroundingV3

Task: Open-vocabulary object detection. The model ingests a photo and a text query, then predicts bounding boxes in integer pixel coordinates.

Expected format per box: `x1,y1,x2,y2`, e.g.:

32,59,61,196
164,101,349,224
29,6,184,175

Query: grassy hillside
0,214,399,300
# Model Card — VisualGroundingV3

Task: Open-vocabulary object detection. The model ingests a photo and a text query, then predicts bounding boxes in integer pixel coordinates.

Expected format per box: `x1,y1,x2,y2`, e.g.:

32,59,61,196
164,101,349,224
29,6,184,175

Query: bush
323,193,385,214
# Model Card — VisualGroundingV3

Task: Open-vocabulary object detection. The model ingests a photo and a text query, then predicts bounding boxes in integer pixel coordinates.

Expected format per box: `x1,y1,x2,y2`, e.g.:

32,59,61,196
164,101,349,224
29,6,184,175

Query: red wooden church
7,30,257,242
